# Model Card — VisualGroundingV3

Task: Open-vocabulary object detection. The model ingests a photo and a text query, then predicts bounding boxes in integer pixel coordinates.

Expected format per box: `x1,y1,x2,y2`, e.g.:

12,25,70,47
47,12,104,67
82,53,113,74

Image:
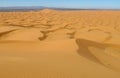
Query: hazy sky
0,0,120,9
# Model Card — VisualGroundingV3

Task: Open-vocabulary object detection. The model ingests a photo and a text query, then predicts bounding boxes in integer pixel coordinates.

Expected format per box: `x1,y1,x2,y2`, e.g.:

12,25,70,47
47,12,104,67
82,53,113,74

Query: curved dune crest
0,10,120,44
76,39,120,71
0,28,44,41
0,10,120,78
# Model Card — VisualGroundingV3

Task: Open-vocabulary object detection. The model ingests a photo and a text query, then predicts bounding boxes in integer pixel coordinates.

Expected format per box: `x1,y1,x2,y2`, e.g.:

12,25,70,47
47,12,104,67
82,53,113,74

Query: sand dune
0,39,120,78
0,9,120,78
0,10,120,43
76,39,120,71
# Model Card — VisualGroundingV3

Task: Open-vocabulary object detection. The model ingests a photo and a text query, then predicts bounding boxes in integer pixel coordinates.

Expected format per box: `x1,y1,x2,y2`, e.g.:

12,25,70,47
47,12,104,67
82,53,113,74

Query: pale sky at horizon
0,0,120,9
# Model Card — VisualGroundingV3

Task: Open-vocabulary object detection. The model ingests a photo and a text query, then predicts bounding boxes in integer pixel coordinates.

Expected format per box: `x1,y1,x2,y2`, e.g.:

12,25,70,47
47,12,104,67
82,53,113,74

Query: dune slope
0,10,120,78
0,39,120,78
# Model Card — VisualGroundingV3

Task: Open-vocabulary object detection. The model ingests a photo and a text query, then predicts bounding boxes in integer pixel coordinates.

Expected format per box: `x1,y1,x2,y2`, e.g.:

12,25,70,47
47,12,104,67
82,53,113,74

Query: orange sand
0,9,120,78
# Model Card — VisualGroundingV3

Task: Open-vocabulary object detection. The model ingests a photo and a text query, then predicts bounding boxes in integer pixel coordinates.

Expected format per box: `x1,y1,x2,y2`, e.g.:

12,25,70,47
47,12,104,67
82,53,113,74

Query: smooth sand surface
0,9,120,78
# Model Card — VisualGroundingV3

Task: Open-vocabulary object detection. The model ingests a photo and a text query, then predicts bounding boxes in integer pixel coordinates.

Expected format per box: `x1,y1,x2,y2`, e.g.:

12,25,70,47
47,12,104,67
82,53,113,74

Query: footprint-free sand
0,9,120,78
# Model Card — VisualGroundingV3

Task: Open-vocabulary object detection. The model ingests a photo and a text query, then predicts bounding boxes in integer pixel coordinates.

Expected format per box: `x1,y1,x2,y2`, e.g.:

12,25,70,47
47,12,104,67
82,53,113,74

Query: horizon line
0,6,120,10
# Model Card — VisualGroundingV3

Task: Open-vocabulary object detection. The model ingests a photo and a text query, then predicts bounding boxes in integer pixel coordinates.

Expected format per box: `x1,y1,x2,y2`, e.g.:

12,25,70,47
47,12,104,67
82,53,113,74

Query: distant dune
0,9,120,78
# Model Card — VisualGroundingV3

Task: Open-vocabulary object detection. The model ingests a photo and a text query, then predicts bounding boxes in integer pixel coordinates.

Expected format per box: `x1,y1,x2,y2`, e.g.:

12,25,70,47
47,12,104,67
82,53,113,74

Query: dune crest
0,10,120,78
40,9,57,14
76,39,120,71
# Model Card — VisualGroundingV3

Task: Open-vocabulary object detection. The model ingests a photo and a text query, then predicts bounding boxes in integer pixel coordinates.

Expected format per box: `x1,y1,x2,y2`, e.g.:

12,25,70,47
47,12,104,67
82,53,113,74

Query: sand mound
0,28,44,41
0,26,19,33
0,39,120,78
75,29,110,42
76,39,120,71
40,9,57,14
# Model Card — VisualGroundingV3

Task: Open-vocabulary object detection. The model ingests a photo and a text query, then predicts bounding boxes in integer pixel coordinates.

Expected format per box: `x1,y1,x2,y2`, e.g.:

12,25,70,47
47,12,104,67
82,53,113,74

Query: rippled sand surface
0,9,120,78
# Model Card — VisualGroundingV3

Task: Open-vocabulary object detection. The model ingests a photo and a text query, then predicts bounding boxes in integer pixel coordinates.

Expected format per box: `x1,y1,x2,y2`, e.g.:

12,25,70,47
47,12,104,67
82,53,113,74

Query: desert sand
0,9,120,78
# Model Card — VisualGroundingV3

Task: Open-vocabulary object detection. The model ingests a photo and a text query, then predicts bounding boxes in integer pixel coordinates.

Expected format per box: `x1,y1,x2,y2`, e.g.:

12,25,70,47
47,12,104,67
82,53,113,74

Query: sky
0,0,120,9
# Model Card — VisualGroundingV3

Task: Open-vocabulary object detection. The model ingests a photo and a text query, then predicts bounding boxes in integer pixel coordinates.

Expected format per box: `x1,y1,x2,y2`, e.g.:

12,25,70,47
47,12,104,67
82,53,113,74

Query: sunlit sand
0,9,120,78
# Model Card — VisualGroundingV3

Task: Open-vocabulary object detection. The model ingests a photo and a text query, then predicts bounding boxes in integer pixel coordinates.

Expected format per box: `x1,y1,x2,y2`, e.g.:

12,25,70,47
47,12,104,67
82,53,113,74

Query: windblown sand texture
0,9,120,78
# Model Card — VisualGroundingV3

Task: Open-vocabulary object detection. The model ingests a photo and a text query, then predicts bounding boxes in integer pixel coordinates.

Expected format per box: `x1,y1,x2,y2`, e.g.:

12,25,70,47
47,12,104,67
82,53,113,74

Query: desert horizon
1,6,120,12
0,8,120,78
